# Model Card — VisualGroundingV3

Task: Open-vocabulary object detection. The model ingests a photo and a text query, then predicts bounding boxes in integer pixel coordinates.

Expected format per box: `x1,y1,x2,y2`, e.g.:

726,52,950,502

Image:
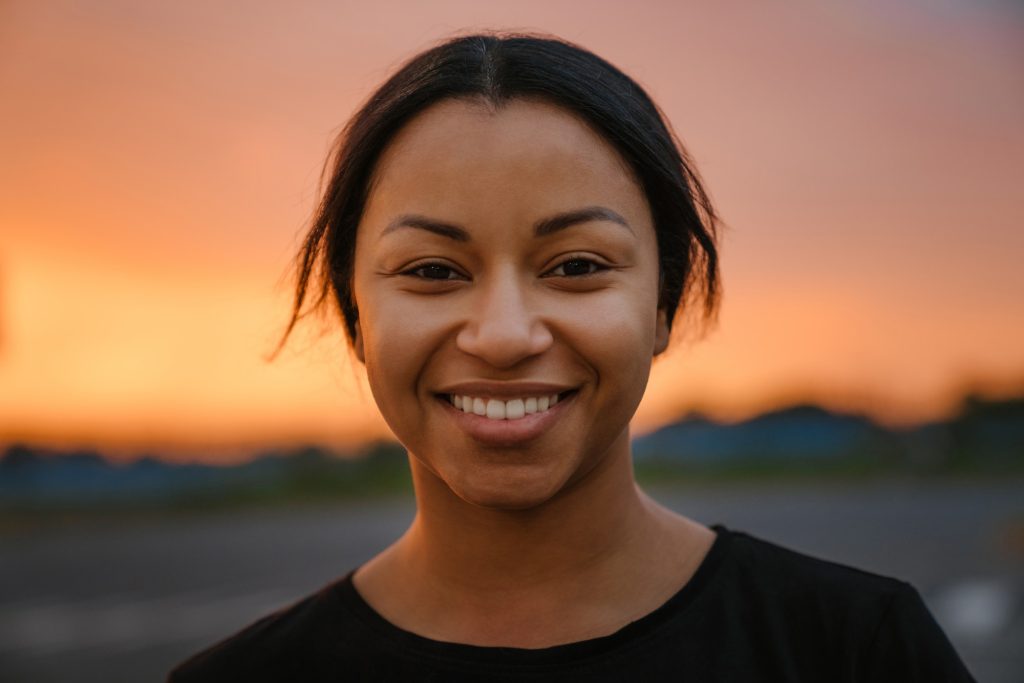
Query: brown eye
548,258,604,277
404,263,464,280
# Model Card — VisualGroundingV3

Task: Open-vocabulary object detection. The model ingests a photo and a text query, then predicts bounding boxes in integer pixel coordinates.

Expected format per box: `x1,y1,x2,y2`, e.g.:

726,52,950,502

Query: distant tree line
2,395,1021,512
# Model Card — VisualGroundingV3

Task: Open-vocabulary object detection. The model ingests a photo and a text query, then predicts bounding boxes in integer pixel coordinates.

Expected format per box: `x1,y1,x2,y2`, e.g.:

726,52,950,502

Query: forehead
362,97,648,228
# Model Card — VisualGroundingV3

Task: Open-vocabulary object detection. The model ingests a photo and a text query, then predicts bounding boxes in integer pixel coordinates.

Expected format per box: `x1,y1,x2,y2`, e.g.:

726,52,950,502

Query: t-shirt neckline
332,523,732,668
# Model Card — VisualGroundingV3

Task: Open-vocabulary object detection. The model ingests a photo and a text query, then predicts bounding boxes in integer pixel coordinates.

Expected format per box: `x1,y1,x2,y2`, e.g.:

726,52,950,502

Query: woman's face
351,98,669,510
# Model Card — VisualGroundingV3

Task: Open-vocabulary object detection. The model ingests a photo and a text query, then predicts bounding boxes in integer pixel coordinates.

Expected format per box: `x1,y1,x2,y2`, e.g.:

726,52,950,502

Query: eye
546,257,606,277
402,262,465,281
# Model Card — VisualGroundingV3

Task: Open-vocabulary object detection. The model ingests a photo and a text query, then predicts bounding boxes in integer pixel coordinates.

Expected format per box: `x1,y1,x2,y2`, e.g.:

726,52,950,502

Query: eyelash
401,256,608,281
544,257,607,278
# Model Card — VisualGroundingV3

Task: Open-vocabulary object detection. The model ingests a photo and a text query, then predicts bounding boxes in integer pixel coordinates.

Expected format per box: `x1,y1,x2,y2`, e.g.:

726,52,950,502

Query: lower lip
437,392,576,447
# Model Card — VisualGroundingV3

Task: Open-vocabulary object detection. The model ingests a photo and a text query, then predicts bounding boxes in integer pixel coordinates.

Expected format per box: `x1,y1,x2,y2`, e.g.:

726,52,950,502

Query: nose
455,269,554,369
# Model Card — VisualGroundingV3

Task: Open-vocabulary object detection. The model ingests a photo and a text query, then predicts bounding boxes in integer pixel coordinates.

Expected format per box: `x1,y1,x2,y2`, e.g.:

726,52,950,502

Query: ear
352,319,366,364
653,308,670,357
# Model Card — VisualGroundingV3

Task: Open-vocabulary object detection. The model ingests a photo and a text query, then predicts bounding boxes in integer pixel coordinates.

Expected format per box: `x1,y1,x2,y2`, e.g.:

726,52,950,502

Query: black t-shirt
167,525,976,682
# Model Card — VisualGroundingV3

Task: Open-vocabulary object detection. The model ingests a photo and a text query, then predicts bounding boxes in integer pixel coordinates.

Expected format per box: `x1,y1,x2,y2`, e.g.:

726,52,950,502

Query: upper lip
436,381,577,398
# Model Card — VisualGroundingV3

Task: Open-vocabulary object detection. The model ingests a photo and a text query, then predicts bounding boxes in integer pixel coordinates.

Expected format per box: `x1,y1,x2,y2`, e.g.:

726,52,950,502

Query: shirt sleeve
861,581,976,683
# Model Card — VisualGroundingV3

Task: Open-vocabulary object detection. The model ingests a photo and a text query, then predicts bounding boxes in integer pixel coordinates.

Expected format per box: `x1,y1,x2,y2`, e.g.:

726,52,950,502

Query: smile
448,393,565,421
438,389,577,447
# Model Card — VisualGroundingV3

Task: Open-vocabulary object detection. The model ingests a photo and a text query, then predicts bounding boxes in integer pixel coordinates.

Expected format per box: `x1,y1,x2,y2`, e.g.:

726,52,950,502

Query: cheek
355,290,457,438
556,285,660,391
360,296,441,381
563,272,660,341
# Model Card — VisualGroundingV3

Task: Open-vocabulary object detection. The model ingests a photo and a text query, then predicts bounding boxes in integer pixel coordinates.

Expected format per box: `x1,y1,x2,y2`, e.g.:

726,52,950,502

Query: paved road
1,481,1021,682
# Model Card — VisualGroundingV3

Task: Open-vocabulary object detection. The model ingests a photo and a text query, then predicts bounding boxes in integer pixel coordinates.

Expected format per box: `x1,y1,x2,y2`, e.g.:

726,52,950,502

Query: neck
353,430,714,647
403,430,651,595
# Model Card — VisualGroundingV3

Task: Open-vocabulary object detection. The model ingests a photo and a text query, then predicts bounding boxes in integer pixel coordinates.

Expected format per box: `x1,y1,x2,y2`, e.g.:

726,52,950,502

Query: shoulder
166,577,356,683
723,527,908,603
709,528,908,643
712,527,975,681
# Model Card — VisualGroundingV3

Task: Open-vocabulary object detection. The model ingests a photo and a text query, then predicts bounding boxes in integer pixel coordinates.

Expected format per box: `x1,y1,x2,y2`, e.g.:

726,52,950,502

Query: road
1,481,1021,682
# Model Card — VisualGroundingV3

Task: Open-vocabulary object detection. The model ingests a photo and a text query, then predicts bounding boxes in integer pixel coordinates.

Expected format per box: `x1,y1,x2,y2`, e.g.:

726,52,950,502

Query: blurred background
1,0,1022,681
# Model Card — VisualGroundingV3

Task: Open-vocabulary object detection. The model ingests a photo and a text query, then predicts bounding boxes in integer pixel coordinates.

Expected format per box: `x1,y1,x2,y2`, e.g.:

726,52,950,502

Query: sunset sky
2,0,1022,462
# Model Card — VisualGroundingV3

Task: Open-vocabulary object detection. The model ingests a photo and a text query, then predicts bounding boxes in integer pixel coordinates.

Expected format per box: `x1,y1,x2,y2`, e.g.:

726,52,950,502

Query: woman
169,33,974,681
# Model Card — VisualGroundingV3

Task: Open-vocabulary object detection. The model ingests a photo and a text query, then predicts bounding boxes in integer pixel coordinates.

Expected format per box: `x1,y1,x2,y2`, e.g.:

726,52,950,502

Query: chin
447,467,570,512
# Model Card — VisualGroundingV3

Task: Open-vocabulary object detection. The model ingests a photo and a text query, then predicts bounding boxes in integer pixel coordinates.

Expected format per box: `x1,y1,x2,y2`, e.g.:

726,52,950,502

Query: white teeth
506,399,525,420
485,399,505,420
449,393,567,420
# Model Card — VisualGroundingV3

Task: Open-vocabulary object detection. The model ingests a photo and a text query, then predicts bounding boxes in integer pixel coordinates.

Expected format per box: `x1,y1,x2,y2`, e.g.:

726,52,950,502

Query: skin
350,97,715,648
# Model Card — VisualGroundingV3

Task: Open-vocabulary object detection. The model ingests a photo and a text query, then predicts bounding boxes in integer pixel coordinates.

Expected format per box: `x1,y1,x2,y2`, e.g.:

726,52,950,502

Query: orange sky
1,0,1022,462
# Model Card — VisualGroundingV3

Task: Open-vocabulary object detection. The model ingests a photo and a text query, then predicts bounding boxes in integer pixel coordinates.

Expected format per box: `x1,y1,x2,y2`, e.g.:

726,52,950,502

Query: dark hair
279,32,719,352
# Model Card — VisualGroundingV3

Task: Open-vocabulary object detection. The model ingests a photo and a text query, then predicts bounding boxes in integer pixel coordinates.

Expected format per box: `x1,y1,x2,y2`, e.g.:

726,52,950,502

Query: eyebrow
381,206,633,241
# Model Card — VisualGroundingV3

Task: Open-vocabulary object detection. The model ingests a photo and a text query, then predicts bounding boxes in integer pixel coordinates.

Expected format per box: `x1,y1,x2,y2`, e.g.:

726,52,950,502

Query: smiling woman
167,33,975,682
350,98,668,512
